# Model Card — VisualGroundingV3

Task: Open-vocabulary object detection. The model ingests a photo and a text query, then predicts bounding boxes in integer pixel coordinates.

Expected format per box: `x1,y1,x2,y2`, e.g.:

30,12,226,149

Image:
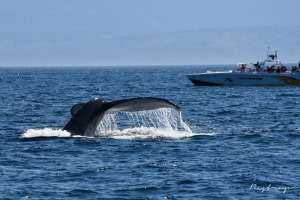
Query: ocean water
0,65,299,199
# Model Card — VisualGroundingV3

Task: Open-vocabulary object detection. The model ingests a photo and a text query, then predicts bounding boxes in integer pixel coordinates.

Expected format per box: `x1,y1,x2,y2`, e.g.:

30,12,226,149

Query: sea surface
0,65,299,199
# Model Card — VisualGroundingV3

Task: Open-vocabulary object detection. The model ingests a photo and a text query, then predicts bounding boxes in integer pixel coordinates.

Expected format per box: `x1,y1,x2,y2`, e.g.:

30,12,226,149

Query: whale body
63,97,181,137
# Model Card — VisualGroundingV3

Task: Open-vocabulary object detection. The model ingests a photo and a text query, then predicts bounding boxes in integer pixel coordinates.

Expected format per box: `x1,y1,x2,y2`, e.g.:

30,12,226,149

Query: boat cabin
233,51,284,73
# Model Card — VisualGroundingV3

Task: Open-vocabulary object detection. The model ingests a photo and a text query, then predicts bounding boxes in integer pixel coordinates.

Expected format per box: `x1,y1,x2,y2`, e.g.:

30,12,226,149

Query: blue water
1,66,299,199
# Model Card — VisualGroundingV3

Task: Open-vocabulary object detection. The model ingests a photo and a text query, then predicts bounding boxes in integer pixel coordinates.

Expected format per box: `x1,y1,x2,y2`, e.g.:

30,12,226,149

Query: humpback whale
63,97,181,137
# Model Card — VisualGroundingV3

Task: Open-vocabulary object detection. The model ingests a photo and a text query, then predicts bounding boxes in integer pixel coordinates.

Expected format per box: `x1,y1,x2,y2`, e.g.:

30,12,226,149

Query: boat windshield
233,63,257,73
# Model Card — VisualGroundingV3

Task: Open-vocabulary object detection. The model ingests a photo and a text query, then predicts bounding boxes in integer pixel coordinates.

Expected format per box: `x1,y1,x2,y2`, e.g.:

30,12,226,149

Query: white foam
22,128,71,138
98,126,197,140
21,127,216,140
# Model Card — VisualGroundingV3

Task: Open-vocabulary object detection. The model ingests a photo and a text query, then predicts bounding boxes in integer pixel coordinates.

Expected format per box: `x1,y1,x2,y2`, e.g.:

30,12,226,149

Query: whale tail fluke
63,97,181,137
106,97,181,114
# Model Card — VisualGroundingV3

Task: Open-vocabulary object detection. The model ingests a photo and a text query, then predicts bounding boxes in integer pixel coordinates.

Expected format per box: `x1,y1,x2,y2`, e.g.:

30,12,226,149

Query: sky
1,0,300,66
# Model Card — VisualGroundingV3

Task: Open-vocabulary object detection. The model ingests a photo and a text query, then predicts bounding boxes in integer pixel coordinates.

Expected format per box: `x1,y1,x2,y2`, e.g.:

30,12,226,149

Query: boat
187,50,300,86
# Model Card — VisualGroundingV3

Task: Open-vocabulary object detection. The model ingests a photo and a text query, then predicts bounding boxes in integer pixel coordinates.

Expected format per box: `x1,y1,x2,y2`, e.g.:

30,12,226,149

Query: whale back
63,97,181,136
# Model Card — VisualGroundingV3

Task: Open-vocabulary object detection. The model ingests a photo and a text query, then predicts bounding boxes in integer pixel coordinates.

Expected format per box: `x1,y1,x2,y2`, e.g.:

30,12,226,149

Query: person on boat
255,62,262,72
292,66,298,73
241,64,246,72
256,66,262,72
280,65,287,73
270,66,275,73
253,61,260,67
264,66,270,72
276,67,281,73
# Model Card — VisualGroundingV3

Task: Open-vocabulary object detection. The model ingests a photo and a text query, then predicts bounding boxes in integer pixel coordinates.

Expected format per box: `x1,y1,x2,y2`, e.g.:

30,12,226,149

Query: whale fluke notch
63,97,181,137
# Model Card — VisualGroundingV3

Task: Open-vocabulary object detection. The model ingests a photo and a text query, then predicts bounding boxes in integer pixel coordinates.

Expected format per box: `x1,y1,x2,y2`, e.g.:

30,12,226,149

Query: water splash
99,127,196,140
96,108,194,139
21,109,205,140
22,128,71,138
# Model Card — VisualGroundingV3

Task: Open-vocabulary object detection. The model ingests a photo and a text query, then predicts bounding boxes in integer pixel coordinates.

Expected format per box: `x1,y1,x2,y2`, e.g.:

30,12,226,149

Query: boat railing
232,59,288,74
233,69,296,75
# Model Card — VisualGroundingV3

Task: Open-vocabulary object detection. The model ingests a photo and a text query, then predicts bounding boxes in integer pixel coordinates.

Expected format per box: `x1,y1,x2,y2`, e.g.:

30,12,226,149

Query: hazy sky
1,0,300,66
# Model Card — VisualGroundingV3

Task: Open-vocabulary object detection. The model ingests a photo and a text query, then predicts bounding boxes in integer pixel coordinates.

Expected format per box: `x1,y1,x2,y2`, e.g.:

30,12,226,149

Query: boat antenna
267,47,270,60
